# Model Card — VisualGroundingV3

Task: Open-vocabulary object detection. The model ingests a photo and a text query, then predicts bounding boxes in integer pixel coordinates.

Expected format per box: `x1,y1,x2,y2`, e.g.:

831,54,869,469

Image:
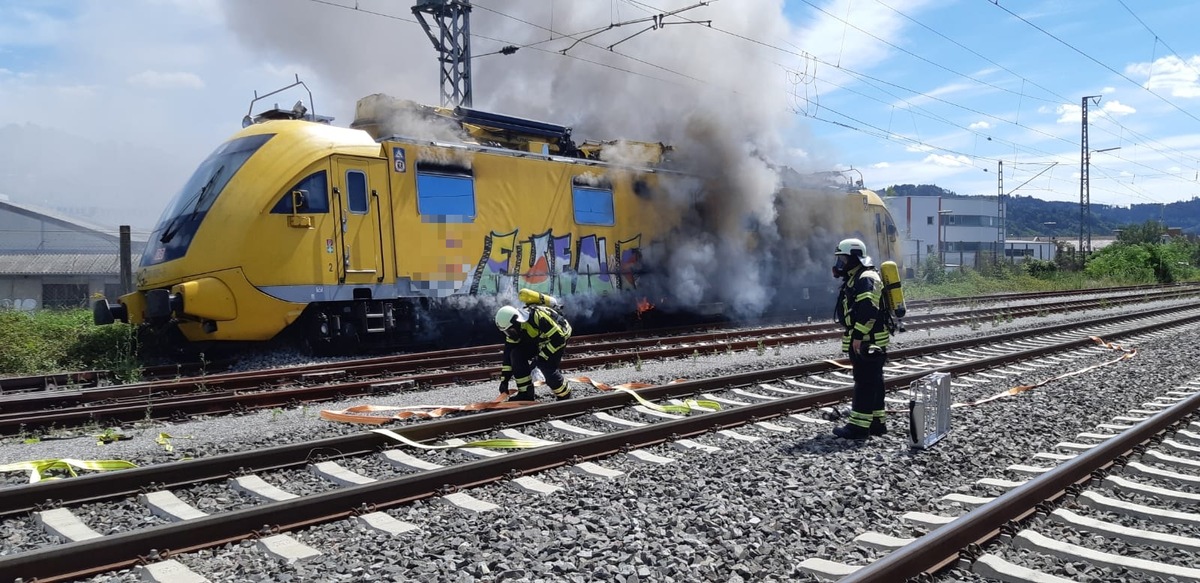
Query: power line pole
413,0,473,108
996,159,1004,265
1079,95,1101,256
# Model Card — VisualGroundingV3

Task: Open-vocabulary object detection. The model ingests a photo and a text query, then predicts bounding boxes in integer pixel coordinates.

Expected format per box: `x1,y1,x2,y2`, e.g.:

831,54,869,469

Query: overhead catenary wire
988,0,1200,129
302,0,1200,201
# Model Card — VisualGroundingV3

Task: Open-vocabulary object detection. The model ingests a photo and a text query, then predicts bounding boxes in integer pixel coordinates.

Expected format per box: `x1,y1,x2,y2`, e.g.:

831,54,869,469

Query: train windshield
142,133,274,266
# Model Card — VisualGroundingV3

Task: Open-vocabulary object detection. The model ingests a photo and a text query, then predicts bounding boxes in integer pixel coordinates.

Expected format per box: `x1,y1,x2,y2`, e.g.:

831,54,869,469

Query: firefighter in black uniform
495,299,573,401
831,238,891,439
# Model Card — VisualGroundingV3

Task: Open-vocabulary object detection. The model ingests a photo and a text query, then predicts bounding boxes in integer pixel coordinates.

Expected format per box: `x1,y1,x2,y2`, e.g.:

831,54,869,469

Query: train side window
875,212,882,234
573,186,614,226
271,171,329,214
346,170,368,214
416,171,476,222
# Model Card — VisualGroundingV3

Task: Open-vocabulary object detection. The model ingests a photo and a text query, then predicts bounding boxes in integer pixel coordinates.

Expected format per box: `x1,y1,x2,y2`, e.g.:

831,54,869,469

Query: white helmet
494,305,526,331
835,238,872,266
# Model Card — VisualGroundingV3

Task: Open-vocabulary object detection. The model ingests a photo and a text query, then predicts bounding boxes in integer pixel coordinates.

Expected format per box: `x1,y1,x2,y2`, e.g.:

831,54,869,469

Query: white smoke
218,0,853,318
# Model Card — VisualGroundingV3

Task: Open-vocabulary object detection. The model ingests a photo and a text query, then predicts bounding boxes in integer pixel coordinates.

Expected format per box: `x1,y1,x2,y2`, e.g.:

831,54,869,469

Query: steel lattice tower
1079,95,1100,255
413,0,473,108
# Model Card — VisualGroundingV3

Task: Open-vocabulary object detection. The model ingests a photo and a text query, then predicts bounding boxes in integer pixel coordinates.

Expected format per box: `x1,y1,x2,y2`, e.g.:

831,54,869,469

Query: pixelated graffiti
469,229,643,296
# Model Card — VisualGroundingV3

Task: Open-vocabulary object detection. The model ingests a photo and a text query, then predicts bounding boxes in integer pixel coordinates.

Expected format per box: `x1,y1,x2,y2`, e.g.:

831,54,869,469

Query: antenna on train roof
242,74,333,127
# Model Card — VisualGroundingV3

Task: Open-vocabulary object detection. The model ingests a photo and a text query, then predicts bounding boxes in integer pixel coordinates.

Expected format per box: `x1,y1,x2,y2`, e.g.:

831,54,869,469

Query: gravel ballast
0,297,1195,582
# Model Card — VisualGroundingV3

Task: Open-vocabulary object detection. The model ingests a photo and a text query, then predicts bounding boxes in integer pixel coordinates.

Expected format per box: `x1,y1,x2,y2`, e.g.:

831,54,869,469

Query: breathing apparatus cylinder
518,288,560,307
879,261,906,318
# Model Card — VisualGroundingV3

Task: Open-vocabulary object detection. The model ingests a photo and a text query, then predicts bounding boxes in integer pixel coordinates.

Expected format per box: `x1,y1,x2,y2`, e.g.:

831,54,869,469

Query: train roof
239,95,886,195
232,119,382,159
349,94,670,166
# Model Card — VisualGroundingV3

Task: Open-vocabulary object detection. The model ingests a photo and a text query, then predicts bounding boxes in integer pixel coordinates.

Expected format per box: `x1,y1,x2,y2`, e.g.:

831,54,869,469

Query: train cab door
331,156,389,286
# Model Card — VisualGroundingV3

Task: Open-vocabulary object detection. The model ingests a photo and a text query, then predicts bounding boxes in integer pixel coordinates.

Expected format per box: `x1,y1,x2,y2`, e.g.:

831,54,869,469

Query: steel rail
1,311,1198,581
1,305,1197,517
0,291,1194,435
0,283,1188,397
838,389,1200,583
2,286,1193,409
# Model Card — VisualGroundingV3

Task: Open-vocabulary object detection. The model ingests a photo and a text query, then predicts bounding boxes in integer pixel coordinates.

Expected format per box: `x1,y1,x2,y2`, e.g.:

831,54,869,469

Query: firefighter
495,300,573,401
831,238,890,439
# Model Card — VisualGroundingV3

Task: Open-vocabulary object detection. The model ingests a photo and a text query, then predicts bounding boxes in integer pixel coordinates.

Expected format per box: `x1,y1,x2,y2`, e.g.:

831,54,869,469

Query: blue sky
2,0,1199,230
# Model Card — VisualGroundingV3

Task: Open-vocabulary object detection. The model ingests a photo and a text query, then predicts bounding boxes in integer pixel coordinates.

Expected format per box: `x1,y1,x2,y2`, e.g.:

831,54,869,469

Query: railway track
800,380,1200,582
0,283,1187,397
2,286,1197,436
0,303,1198,581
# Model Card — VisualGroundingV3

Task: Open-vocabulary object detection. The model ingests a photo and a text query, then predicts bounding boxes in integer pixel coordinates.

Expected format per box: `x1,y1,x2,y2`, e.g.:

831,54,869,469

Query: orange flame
636,297,655,317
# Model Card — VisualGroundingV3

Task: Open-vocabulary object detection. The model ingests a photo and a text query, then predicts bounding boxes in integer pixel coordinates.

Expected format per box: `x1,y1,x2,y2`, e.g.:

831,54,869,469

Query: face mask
832,255,851,278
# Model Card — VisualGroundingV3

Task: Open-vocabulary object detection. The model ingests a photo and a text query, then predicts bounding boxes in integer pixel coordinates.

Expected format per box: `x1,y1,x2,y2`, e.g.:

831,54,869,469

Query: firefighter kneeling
495,289,573,401
831,238,893,439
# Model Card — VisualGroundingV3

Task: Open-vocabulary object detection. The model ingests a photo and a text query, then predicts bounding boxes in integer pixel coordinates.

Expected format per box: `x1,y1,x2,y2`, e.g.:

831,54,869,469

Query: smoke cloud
219,0,854,320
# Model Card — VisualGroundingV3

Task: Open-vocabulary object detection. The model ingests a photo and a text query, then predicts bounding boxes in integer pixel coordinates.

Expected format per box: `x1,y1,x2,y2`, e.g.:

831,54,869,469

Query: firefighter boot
833,411,872,440
508,389,536,402
550,384,571,401
832,423,870,440
870,412,887,436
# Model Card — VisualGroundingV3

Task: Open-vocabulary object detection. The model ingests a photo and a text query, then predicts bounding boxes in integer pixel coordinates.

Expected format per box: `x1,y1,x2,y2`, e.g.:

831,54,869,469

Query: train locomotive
94,94,902,352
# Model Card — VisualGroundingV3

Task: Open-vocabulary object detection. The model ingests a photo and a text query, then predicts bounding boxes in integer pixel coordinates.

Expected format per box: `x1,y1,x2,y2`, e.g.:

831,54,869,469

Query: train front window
143,133,274,266
271,171,329,214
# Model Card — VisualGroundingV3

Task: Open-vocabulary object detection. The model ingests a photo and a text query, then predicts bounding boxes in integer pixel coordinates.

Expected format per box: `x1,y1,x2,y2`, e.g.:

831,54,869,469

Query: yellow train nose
171,277,238,321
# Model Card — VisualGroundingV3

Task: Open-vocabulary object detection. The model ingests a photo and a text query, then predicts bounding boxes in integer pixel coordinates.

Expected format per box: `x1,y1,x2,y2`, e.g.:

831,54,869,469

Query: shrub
1023,259,1058,279
0,308,142,379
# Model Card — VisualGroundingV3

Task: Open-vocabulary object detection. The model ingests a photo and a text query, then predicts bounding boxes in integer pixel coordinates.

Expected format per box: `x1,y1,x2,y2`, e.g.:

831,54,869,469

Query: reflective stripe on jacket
835,265,890,352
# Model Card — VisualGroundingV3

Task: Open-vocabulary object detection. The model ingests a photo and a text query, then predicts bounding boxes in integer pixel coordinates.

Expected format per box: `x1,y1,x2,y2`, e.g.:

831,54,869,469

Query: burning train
94,94,901,352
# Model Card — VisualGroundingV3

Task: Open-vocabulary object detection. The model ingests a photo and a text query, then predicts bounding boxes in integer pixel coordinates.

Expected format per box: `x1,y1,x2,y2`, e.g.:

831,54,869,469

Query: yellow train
94,95,901,351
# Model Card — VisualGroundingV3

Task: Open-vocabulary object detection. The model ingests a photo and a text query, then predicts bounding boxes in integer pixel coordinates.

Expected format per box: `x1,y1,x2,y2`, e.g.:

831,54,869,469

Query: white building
1004,238,1058,263
885,196,1005,273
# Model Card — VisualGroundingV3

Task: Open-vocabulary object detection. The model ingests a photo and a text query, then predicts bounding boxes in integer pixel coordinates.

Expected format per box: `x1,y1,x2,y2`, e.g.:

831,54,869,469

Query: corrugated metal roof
0,253,121,275
0,199,150,243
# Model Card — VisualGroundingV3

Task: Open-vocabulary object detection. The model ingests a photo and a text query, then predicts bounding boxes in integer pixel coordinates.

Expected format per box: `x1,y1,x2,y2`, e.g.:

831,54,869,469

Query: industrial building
884,194,1064,274
0,197,144,310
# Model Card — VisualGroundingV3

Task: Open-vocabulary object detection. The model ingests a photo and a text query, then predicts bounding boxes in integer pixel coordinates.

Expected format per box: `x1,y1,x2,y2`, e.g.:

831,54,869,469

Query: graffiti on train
469,229,644,296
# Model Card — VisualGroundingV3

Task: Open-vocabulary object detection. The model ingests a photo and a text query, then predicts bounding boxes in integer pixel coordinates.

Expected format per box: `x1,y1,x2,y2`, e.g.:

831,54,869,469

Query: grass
0,308,141,381
903,269,1156,301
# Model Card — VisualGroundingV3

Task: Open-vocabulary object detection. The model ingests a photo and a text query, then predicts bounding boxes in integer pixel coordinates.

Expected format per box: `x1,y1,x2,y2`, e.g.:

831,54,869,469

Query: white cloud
870,161,890,168
905,143,934,153
1054,103,1081,124
1126,55,1200,98
968,121,991,130
1100,100,1135,116
126,70,205,89
923,153,972,167
1101,86,1116,94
